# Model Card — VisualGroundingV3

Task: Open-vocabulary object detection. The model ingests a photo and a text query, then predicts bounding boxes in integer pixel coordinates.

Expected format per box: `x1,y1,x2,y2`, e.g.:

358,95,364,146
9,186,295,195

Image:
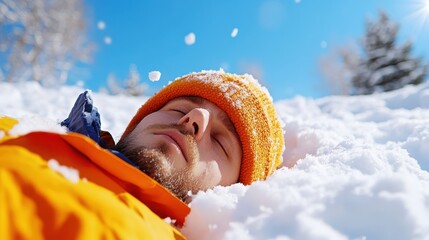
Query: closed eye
214,137,228,157
172,109,186,115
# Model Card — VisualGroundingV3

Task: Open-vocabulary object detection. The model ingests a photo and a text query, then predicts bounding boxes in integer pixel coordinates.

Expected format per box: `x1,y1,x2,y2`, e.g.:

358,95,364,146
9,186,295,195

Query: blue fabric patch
62,91,137,168
61,91,101,145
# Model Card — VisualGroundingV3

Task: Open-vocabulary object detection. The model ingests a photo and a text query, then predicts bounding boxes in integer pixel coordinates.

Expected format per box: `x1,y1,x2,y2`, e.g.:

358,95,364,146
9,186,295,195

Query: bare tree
107,73,122,95
107,65,148,96
319,43,360,95
0,0,93,86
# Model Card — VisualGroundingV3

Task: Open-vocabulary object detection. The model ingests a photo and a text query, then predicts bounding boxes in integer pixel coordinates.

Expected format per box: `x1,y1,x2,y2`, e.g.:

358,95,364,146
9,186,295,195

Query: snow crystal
180,69,274,111
220,82,238,98
163,217,176,225
80,91,101,126
231,28,238,38
97,21,106,30
83,107,99,125
47,159,80,183
148,71,161,82
233,100,242,109
185,32,196,45
208,224,218,231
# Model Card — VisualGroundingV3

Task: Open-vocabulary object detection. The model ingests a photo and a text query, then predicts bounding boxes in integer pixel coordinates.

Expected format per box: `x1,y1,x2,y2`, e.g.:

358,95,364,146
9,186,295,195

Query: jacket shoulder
0,132,187,239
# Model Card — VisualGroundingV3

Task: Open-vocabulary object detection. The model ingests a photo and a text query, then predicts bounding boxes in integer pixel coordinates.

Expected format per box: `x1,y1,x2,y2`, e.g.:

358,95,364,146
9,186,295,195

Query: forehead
164,96,210,108
173,96,204,105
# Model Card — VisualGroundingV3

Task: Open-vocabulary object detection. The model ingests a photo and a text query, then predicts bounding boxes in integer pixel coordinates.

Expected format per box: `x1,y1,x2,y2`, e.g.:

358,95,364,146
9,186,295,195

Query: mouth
154,130,191,163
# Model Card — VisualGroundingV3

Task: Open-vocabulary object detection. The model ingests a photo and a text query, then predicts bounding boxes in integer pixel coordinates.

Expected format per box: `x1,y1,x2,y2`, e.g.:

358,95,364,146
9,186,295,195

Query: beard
114,124,201,202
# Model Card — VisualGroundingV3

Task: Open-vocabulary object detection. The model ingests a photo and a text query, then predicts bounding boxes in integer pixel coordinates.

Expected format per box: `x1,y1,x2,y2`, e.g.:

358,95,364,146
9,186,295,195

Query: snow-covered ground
1,81,429,239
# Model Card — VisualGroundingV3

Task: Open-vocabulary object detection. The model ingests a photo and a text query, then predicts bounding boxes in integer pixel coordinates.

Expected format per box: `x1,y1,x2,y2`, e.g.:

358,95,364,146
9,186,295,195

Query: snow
104,36,112,45
97,21,106,30
1,80,429,239
0,81,145,140
148,70,161,82
185,32,196,45
47,159,80,183
9,115,66,136
231,28,239,38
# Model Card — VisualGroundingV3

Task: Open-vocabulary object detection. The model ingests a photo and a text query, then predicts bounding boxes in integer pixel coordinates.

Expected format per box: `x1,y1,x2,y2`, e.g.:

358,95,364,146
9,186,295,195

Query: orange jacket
0,116,190,239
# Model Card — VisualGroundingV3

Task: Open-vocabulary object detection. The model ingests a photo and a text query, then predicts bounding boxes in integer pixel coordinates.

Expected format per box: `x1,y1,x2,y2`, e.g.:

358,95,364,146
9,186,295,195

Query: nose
178,108,210,141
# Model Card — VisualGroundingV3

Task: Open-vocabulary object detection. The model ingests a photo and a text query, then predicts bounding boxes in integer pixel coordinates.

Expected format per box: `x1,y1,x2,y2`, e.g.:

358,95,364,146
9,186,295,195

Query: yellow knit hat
121,70,285,185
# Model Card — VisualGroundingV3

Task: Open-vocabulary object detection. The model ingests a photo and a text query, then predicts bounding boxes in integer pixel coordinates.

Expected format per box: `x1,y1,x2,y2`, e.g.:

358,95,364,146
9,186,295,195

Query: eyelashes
171,109,186,115
214,136,227,157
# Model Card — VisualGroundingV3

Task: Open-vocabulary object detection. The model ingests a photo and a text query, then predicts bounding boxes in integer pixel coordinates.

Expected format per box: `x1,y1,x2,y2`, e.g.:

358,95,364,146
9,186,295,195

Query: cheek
128,112,176,147
193,160,222,189
193,146,233,188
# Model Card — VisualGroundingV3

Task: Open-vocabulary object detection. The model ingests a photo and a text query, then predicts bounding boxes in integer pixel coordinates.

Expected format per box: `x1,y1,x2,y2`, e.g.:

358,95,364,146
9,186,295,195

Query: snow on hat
121,70,285,185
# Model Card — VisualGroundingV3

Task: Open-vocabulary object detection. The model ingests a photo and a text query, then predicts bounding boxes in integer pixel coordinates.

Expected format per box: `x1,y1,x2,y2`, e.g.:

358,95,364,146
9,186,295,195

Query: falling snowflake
185,32,196,45
104,36,112,45
231,28,239,38
97,21,106,30
148,71,161,82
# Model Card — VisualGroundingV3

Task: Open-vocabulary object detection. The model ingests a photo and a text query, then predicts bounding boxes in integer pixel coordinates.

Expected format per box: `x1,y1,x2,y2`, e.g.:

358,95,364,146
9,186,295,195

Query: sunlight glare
424,0,429,14
408,0,429,34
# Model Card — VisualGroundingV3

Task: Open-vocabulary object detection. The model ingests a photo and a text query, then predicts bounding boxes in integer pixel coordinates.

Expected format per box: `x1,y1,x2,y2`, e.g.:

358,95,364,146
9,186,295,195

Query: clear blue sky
82,0,429,101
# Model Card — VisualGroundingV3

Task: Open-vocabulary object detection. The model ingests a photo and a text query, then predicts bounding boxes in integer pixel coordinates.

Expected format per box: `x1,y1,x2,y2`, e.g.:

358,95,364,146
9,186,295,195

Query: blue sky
83,0,429,101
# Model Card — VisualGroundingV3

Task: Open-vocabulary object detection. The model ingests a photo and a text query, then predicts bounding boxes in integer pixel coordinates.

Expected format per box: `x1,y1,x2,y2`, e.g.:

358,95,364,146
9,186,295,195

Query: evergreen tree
351,11,427,95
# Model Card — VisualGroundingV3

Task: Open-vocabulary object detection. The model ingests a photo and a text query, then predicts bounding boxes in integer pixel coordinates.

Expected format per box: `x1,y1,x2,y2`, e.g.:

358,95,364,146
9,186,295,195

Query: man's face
115,96,242,201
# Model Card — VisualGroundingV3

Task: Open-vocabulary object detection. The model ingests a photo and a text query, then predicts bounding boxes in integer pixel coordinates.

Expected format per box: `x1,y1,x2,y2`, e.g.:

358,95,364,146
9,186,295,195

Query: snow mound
0,82,146,140
1,81,429,239
183,82,429,240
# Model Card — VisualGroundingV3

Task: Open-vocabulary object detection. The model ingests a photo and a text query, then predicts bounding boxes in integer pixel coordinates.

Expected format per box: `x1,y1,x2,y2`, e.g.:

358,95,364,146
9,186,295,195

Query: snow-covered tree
107,65,148,96
351,11,427,95
0,0,93,86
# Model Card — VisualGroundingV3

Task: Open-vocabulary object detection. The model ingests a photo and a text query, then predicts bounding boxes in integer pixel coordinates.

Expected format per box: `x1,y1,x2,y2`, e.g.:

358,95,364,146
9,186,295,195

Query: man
0,70,284,239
